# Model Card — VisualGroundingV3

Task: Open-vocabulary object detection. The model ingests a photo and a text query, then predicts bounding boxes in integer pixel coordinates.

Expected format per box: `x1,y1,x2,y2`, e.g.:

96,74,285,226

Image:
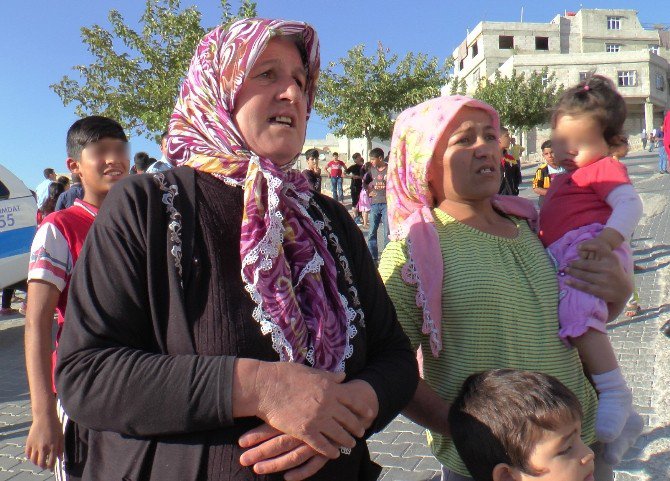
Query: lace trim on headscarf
401,238,441,356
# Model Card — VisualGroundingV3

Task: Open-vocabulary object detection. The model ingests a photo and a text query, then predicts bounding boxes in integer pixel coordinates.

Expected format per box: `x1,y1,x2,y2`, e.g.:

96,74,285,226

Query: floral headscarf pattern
167,18,353,372
386,95,501,357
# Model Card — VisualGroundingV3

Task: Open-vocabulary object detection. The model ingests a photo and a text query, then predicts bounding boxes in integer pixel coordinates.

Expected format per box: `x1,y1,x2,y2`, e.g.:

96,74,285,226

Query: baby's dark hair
552,73,627,148
449,369,583,481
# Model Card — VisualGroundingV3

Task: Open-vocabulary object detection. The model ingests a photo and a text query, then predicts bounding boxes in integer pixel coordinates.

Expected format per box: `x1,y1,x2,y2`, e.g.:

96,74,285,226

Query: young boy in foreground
449,370,595,481
24,116,129,477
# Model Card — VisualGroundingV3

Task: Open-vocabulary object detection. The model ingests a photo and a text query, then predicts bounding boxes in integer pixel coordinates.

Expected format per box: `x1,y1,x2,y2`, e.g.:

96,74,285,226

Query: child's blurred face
427,107,500,206
75,138,130,199
551,114,610,171
515,420,594,481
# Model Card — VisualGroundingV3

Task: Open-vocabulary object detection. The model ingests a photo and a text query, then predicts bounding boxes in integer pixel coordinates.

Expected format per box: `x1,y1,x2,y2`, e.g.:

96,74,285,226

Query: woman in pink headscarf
55,18,417,481
378,95,633,481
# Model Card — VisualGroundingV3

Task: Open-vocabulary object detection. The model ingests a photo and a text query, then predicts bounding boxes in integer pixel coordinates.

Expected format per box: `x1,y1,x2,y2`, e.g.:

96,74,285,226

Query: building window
535,36,549,50
607,16,622,30
541,73,550,86
649,44,660,55
606,43,622,53
471,42,478,57
617,70,637,87
459,59,464,71
499,35,514,49
579,72,589,82
473,68,481,83
656,74,665,91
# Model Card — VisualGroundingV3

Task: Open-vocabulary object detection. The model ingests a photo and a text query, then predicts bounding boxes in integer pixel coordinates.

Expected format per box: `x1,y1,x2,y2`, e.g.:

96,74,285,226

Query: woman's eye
486,134,498,141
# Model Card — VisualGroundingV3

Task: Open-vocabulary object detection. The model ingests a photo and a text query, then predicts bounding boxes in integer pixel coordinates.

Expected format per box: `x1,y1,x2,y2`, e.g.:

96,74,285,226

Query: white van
0,163,37,290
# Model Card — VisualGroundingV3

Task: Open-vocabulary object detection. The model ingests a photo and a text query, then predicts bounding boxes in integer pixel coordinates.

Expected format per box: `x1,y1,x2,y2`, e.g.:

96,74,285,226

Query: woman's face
427,107,500,206
233,36,308,166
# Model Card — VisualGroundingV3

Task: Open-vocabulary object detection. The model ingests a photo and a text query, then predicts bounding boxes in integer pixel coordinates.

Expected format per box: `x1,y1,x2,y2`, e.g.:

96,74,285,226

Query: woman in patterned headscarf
378,95,633,481
56,18,417,481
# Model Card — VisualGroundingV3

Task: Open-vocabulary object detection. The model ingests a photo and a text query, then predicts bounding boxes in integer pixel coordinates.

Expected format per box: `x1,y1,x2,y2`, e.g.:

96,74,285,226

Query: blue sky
1,1,667,187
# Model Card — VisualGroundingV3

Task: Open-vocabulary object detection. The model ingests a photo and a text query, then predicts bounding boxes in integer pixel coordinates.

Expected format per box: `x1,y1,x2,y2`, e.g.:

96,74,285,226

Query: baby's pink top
539,156,631,247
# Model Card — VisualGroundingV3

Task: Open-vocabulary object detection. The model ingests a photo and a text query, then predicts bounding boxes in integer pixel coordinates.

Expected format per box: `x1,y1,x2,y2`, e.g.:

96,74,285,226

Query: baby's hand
577,237,613,261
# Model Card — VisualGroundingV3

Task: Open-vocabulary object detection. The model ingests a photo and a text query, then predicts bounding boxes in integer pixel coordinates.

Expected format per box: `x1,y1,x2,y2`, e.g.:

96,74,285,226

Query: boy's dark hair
43,168,55,179
369,147,384,160
134,152,153,172
541,140,552,150
332,152,339,157
449,369,583,481
41,182,66,215
305,148,319,160
57,176,70,187
352,152,361,160
552,73,627,148
66,116,128,160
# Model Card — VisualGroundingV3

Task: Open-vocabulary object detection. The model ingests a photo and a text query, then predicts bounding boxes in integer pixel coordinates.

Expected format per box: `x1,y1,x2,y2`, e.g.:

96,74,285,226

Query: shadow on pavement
608,303,670,330
617,424,670,481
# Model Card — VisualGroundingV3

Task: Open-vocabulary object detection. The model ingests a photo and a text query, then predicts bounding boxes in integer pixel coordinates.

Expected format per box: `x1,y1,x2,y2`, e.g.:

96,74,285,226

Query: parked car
0,163,37,290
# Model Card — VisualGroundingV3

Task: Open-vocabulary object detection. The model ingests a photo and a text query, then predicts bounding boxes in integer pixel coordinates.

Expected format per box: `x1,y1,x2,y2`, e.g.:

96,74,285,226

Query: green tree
314,43,453,150
473,68,563,134
51,0,256,140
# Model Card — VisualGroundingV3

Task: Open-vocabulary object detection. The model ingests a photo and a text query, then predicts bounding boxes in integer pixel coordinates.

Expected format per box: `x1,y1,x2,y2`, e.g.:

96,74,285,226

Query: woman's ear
492,463,520,481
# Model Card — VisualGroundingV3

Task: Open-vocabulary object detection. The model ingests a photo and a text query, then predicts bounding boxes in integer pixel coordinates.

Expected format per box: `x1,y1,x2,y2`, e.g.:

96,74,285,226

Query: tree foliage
473,68,563,133
314,43,453,149
51,0,256,140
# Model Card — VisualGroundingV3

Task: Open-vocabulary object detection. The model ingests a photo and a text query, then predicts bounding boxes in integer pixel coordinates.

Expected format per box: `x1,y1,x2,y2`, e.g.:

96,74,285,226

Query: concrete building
451,9,670,153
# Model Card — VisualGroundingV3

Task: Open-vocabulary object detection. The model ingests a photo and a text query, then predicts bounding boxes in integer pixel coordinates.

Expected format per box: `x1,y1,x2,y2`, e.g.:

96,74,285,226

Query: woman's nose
278,80,302,104
580,444,595,464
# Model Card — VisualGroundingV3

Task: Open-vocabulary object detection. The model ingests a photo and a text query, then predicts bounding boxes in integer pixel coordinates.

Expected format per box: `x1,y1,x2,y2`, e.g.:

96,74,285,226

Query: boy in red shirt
326,152,346,202
24,116,129,477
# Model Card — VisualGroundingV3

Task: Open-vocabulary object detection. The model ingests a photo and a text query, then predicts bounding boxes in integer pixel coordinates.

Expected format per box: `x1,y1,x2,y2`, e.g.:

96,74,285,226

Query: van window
0,180,9,200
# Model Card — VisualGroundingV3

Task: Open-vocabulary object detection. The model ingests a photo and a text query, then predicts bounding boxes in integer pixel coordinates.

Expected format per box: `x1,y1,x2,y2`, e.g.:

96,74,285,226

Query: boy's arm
24,280,63,471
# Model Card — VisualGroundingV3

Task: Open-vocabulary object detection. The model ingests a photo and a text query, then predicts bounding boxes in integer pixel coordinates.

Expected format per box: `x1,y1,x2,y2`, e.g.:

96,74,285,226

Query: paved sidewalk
1,151,668,480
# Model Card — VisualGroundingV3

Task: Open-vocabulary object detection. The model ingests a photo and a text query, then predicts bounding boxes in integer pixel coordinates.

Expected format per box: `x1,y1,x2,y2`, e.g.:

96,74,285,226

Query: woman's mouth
269,116,293,127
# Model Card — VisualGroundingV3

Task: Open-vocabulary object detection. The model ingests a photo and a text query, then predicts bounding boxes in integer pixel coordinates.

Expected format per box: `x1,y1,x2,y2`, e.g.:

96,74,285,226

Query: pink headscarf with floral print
387,95,536,357
167,18,354,372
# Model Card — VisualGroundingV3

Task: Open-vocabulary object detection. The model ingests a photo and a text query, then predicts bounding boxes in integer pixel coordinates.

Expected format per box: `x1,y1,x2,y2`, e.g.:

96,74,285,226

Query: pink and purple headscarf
167,18,352,372
387,95,536,357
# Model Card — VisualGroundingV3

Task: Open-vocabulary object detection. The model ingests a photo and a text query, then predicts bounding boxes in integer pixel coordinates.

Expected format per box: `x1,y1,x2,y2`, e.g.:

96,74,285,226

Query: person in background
57,176,71,191
532,140,564,207
508,136,525,164
55,173,84,211
326,152,346,202
498,127,521,196
657,126,667,174
449,370,597,481
347,153,364,223
302,148,322,192
35,168,56,209
640,128,647,151
133,152,154,174
36,182,65,224
25,116,129,477
145,130,173,173
363,148,388,263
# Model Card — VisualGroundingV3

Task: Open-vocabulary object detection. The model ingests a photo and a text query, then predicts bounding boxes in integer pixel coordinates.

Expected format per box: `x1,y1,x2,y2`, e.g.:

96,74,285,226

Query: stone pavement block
395,431,427,445
369,430,401,444
374,453,421,471
0,455,21,470
414,456,442,472
4,472,52,481
379,467,439,481
0,447,22,459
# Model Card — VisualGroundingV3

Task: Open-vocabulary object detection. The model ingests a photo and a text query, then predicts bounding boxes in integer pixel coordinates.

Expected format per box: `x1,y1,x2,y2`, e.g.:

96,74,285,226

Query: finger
239,424,283,448
253,444,315,474
568,258,606,274
36,449,47,470
565,277,598,296
284,454,330,481
301,432,340,459
332,404,366,438
320,419,357,450
338,389,374,421
240,434,302,466
46,448,57,471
